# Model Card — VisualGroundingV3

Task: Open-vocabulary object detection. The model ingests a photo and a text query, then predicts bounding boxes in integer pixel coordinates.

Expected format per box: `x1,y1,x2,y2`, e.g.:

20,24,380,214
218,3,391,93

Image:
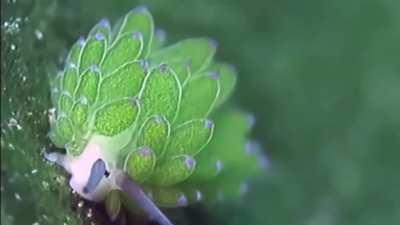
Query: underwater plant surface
2,0,400,225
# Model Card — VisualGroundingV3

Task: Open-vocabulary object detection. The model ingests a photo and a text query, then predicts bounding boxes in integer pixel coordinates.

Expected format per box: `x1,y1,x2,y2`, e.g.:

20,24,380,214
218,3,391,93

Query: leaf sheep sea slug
45,6,265,225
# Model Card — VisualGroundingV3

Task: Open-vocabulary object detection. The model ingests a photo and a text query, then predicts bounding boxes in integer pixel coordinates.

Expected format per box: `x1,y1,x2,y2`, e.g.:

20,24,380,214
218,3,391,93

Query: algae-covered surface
1,0,400,225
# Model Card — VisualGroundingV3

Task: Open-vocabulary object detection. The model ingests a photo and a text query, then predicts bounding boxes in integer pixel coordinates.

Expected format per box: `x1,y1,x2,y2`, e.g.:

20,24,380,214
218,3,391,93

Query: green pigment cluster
49,6,263,209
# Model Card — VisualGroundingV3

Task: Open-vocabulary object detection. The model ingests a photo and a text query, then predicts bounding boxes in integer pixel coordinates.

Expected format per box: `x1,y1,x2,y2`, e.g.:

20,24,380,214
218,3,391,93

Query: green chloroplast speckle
46,5,264,225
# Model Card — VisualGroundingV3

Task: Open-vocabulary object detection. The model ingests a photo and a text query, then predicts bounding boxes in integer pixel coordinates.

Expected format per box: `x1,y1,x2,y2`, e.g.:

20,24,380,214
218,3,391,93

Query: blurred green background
1,0,399,225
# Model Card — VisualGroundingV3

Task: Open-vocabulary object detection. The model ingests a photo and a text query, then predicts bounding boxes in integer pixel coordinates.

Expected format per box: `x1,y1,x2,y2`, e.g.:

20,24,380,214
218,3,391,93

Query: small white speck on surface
216,160,224,174
3,17,21,34
34,29,43,40
86,208,93,218
8,143,15,151
8,117,22,130
14,192,22,201
56,175,65,184
42,214,49,221
195,190,203,201
48,108,56,122
41,181,49,190
78,201,84,208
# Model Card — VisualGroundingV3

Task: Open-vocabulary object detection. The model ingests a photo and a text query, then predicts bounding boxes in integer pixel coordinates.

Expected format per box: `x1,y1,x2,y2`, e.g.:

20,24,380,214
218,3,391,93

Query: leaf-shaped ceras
149,38,217,83
48,6,263,225
139,64,182,123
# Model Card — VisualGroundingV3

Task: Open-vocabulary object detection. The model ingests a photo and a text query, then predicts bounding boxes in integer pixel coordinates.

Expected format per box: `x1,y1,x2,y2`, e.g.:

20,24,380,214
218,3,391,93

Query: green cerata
45,5,265,225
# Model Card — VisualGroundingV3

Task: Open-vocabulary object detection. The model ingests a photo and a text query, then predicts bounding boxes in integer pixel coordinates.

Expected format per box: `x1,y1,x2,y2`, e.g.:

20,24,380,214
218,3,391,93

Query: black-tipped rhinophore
83,159,106,194
115,171,174,225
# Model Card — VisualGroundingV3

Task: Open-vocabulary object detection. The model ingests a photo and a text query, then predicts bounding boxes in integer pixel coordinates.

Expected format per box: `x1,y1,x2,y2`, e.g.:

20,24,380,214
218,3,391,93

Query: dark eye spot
104,170,110,177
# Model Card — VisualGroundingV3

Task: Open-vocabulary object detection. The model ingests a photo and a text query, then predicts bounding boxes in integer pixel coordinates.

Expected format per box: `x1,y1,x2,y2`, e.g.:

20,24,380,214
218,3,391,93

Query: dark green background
2,0,399,225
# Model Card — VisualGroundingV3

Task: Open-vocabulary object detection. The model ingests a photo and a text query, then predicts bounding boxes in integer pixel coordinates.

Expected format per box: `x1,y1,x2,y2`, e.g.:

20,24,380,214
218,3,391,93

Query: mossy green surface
1,1,84,224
